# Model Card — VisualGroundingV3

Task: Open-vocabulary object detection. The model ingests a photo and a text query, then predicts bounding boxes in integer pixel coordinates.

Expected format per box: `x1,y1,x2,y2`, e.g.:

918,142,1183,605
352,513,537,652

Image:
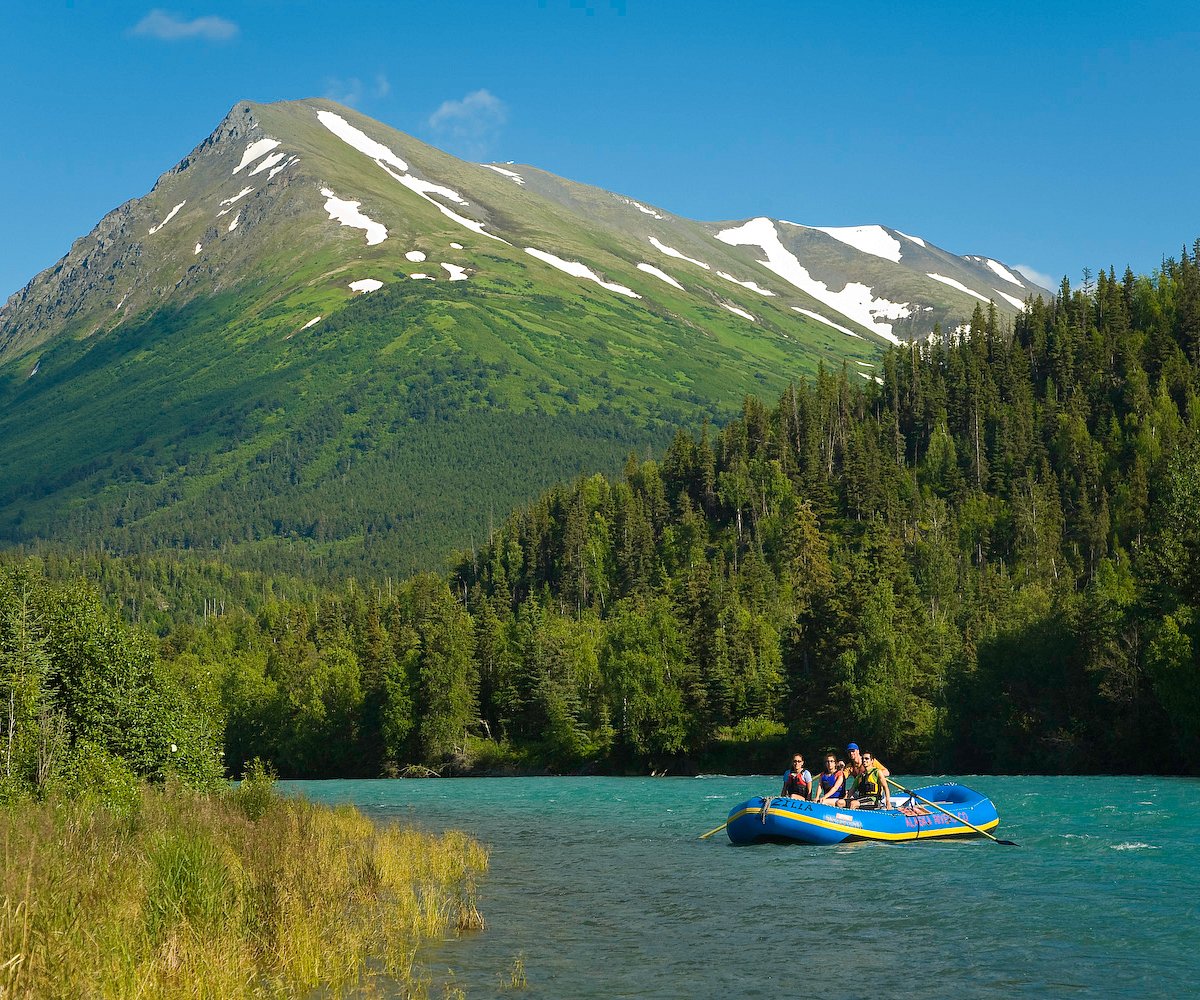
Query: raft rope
760,796,774,824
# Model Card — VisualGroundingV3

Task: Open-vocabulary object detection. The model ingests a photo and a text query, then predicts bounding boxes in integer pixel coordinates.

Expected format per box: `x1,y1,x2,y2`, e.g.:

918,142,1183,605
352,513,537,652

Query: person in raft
841,743,891,809
781,754,812,799
814,753,845,804
845,750,890,809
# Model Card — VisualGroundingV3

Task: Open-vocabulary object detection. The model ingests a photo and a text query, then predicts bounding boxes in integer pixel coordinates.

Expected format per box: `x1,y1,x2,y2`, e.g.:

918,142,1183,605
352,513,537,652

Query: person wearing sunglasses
781,754,812,799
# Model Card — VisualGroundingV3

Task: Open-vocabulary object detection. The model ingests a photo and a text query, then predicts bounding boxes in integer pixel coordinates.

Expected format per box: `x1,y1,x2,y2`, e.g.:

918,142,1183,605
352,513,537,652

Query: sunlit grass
0,781,488,998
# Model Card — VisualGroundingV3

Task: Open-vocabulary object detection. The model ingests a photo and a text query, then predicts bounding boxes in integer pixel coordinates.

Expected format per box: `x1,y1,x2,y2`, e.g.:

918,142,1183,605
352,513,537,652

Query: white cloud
324,74,391,108
1013,264,1059,292
130,9,239,41
428,89,508,157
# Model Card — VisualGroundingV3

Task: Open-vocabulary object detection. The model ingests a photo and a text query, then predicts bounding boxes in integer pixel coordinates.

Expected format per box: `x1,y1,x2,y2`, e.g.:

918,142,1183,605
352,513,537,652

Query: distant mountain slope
0,99,1049,577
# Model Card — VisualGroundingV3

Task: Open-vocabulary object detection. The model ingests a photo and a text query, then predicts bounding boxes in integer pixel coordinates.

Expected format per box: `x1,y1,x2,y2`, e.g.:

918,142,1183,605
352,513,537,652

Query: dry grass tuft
0,783,488,998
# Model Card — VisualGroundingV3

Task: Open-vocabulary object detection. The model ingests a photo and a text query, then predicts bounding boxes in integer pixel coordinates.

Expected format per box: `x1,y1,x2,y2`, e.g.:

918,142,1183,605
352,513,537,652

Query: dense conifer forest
3,245,1199,781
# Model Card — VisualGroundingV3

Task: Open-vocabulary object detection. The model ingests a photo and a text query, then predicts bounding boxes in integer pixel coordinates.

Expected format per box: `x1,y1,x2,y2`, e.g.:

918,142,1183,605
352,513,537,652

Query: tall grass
0,781,488,998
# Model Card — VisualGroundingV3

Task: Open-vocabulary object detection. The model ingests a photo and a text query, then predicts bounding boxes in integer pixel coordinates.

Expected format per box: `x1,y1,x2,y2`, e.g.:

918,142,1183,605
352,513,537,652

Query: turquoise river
281,775,1198,997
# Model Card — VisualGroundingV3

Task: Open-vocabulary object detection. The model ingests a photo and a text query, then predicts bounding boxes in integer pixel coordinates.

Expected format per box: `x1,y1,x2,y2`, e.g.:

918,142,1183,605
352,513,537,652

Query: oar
888,779,1018,846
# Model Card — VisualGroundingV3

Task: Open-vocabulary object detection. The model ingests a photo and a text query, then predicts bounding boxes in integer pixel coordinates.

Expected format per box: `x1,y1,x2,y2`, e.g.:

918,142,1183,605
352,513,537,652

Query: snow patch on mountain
148,201,186,235
648,237,710,269
349,279,383,293
985,259,1024,287
636,263,683,290
450,242,463,250
228,213,240,232
926,273,990,303
717,271,775,296
249,152,287,177
894,230,927,248
194,243,202,255
482,164,525,185
379,161,510,244
317,108,509,244
525,248,641,298
721,304,756,322
791,307,861,339
219,187,254,208
994,289,1026,310
234,138,280,174
810,224,903,263
268,156,297,180
302,316,322,330
625,199,663,219
405,251,426,262
317,111,408,171
409,273,434,281
442,263,468,281
321,188,387,246
717,218,908,344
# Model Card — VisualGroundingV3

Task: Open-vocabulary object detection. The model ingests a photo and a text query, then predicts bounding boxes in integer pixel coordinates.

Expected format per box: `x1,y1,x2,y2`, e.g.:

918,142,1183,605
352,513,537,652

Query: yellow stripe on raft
729,804,1000,842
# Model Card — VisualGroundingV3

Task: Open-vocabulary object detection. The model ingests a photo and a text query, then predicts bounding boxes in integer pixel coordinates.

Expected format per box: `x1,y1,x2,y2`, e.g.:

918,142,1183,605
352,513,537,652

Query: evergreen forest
4,246,1200,787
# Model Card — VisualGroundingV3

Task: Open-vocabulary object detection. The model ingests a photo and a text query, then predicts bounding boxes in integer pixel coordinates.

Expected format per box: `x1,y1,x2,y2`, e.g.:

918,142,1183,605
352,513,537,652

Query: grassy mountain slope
0,98,1047,577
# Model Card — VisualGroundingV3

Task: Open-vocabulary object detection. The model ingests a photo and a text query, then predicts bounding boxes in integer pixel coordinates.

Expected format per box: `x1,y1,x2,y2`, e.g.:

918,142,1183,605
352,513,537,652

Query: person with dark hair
814,752,844,804
781,753,812,799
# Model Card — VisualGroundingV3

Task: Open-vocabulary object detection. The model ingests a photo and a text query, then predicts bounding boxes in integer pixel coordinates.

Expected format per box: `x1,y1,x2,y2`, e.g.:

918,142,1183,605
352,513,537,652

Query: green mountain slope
0,99,1048,577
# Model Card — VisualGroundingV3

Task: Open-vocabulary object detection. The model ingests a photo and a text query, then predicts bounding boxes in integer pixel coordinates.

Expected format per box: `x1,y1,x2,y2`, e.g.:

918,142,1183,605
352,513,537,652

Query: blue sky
3,1,1198,299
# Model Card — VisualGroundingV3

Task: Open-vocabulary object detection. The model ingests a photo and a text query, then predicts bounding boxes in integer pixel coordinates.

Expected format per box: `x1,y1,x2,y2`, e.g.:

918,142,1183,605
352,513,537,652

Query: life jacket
819,770,841,794
783,770,810,797
859,767,881,797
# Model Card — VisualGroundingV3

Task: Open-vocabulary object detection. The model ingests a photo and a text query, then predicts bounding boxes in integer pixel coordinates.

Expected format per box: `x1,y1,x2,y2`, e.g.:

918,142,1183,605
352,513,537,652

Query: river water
281,775,1198,998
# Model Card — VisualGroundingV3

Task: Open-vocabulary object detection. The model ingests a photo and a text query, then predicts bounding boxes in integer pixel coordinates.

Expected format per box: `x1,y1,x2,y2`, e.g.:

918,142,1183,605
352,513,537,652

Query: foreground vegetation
0,773,487,998
0,568,488,998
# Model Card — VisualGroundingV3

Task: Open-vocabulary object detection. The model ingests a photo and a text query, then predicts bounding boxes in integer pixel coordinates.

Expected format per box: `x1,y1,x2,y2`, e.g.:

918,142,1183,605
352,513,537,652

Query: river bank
0,777,487,999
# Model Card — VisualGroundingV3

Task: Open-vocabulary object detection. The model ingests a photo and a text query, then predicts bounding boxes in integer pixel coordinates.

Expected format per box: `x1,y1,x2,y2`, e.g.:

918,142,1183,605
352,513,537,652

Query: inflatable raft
725,783,1000,846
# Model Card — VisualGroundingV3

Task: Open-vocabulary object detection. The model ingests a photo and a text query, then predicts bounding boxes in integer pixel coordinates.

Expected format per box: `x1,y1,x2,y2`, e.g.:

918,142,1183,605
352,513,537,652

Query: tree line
4,243,1199,778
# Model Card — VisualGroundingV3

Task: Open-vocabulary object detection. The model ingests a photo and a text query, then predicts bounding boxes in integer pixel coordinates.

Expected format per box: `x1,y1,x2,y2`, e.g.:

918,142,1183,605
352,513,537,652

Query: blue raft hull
725,783,1000,846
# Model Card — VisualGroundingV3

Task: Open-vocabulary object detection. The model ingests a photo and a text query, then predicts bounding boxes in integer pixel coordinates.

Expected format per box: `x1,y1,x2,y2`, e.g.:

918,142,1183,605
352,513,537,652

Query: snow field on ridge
926,272,990,303
148,201,186,236
525,248,641,298
717,217,907,345
636,263,684,290
233,138,280,174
